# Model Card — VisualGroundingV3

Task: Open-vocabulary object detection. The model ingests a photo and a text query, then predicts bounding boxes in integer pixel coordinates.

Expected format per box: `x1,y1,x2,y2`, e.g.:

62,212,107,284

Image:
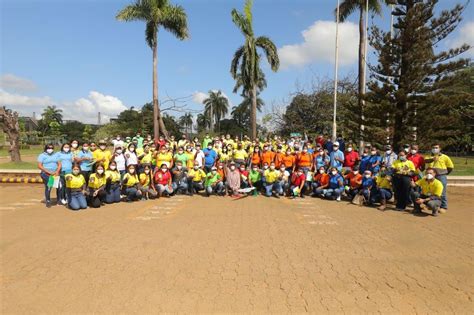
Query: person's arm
54,161,62,176
38,161,51,175
299,178,305,191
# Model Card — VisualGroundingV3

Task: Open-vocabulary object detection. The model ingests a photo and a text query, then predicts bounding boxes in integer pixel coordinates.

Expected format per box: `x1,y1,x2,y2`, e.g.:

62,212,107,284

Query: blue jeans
106,184,121,203
206,182,224,195
68,191,87,210
172,180,188,194
324,188,343,199
40,172,59,203
264,182,282,196
125,187,141,201
436,175,448,209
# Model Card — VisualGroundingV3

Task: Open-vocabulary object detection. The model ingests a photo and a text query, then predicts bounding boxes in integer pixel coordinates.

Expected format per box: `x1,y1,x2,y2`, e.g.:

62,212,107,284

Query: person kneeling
410,168,443,216
65,164,88,210
320,168,344,201
372,166,393,210
88,164,107,208
289,168,306,199
187,163,206,196
122,165,143,202
139,165,157,200
154,164,174,197
263,162,283,198
204,167,224,196
105,161,122,204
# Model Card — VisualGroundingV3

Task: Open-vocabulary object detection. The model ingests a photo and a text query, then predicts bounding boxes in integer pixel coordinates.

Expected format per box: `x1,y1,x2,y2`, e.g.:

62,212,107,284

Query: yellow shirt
425,154,454,175
105,170,121,183
264,169,281,184
92,149,112,169
65,174,86,189
188,168,206,182
392,159,415,175
156,152,173,168
140,151,153,164
375,175,392,190
136,147,144,156
233,149,248,160
185,152,195,168
139,173,151,187
219,152,231,162
88,173,107,189
123,173,139,187
416,178,443,197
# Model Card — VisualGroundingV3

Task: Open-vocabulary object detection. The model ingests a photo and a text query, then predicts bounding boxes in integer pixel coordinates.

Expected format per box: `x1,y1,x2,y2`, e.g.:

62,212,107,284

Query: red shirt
291,173,306,186
344,151,360,169
345,172,362,189
239,170,249,178
154,170,171,185
408,153,425,170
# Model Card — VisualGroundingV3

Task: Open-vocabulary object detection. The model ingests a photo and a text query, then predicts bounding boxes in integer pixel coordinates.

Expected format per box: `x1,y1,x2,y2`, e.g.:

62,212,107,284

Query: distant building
19,116,39,132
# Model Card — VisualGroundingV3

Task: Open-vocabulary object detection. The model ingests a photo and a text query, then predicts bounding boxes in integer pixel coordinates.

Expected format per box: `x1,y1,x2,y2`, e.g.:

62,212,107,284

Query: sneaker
301,194,305,199
336,196,341,202
439,208,447,214
432,207,439,216
378,204,386,211
46,201,52,208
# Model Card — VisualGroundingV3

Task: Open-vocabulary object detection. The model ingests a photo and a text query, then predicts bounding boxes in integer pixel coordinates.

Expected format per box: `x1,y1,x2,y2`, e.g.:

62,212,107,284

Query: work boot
432,207,439,217
378,200,386,211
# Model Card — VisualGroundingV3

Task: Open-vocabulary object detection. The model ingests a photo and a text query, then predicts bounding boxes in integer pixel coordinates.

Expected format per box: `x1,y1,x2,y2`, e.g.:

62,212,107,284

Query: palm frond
116,3,148,21
145,21,156,48
244,0,253,25
231,9,252,37
256,36,280,71
230,45,245,78
161,4,189,40
336,0,359,22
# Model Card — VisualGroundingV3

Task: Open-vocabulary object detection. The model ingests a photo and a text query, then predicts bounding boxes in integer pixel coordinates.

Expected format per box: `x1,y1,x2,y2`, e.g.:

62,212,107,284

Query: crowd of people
37,132,454,216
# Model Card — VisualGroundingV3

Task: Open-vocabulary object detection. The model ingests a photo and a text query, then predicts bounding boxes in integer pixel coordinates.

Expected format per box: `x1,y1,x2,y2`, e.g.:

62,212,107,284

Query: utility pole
359,0,369,152
332,0,340,142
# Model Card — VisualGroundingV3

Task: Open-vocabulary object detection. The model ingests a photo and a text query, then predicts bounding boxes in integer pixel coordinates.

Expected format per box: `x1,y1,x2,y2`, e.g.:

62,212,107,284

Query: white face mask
411,150,417,155
212,170,217,174
319,170,325,174
364,174,371,178
100,145,106,150
177,166,182,170
116,149,123,154
263,165,269,169
73,170,80,175
432,148,440,154
110,165,116,170
333,147,338,151
270,166,275,170
207,146,212,150
129,148,135,152
240,168,245,171
97,169,104,175
63,148,70,153
71,143,78,149
297,172,303,176
83,147,89,151
162,168,168,172
303,149,308,153
371,151,377,155
426,173,434,180
178,151,183,154
253,168,258,171
353,171,359,175
145,170,150,174
129,169,135,174
331,171,337,175
347,148,353,152
46,149,54,154
194,166,199,170
386,150,392,154
230,166,236,170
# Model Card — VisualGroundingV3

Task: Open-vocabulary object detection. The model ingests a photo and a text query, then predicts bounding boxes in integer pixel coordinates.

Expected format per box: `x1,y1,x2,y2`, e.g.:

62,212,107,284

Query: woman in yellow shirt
88,164,107,208
105,161,122,204
65,164,88,210
155,146,174,169
122,165,142,202
139,165,157,199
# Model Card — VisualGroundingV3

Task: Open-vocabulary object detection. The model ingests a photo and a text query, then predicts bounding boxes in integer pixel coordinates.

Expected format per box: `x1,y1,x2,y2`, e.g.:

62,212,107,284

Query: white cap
333,141,340,146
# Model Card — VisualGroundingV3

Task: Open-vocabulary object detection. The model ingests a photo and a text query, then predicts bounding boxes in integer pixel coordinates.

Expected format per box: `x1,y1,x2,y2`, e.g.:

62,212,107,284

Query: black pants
393,175,411,210
88,190,106,208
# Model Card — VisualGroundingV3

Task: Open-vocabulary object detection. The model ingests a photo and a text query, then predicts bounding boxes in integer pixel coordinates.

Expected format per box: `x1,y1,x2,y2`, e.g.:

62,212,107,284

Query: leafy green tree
162,114,181,138
179,112,193,134
82,124,93,141
203,90,229,132
365,0,470,149
42,105,63,124
230,0,279,139
61,121,85,141
116,0,189,140
196,113,210,133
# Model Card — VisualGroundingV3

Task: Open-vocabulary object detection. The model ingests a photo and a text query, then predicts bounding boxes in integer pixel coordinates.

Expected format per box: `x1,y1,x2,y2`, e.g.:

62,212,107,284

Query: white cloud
192,91,209,104
278,20,359,69
0,74,38,92
0,89,127,124
448,21,474,57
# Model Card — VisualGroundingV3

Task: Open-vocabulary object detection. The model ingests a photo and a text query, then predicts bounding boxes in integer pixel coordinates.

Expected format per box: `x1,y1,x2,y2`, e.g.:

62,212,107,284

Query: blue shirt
359,155,371,172
328,173,344,189
330,150,344,171
77,150,94,171
362,177,375,189
314,154,330,170
37,152,59,173
368,155,382,174
324,140,333,152
203,148,217,167
57,151,73,174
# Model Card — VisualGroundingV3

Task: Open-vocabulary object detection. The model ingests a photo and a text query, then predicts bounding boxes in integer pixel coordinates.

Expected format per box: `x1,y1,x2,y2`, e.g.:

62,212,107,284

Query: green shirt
205,172,221,187
174,153,189,166
249,170,261,183
202,137,212,148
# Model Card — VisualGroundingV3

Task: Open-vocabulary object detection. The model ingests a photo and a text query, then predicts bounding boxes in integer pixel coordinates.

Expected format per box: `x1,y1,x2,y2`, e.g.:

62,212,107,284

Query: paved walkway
1,185,473,313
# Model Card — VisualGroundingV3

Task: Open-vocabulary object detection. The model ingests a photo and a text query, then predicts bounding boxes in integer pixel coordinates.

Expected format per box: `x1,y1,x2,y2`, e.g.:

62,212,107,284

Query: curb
0,177,43,184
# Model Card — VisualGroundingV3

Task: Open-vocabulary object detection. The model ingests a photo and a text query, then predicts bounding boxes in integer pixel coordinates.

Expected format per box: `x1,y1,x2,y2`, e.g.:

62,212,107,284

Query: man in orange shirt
312,166,330,197
274,145,284,168
344,166,362,201
295,145,313,174
261,145,275,166
282,149,295,173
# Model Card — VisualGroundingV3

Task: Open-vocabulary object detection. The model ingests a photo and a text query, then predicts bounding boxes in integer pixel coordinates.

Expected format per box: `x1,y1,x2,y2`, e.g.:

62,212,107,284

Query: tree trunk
0,107,22,162
153,40,160,141
209,103,214,132
358,7,366,152
250,85,257,139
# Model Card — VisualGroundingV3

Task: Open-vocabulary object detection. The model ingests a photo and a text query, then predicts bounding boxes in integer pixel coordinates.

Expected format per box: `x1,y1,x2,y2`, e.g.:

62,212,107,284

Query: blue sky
1,0,472,124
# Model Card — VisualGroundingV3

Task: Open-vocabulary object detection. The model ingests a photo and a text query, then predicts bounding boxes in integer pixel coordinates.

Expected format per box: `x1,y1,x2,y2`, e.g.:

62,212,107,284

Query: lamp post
332,0,340,142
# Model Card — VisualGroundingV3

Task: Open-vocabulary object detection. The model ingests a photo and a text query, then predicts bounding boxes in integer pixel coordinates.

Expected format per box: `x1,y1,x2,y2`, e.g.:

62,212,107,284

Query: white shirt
125,150,138,166
112,139,124,148
114,153,126,171
194,151,205,167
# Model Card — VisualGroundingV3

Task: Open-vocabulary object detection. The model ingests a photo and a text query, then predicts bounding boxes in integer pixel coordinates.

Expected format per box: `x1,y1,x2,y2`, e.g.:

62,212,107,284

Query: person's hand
54,171,60,177
65,174,73,181
93,190,98,197
415,198,423,205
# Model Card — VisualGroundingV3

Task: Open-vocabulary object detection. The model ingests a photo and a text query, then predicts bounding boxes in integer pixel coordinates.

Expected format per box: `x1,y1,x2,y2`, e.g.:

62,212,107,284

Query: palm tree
203,90,229,132
336,0,391,148
116,0,188,140
230,0,279,139
179,112,193,135
231,96,263,128
196,113,211,133
42,105,63,124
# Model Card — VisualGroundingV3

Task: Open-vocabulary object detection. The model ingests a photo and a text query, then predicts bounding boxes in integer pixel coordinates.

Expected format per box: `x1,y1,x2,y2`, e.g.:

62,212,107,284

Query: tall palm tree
196,113,211,132
336,0,391,148
42,105,63,124
116,0,188,140
230,0,279,139
179,112,193,135
203,90,229,132
231,96,263,127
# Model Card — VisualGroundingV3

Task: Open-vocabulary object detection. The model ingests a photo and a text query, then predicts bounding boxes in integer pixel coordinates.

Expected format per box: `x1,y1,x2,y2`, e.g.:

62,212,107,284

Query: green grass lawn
450,156,474,176
0,146,43,157
0,161,38,170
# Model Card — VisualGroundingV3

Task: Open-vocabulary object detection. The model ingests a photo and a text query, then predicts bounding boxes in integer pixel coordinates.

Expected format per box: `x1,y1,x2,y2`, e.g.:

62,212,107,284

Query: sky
0,0,472,124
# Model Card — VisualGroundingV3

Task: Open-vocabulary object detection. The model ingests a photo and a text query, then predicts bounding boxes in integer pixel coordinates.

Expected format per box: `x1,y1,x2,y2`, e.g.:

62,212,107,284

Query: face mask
71,143,78,149
73,170,80,175
386,150,391,154
229,166,235,171
297,172,303,176
129,169,135,174
46,149,54,154
100,145,106,150
145,170,150,174
286,152,291,155
411,150,417,155
400,156,407,161
432,148,440,154
207,146,212,150
426,173,434,180
219,165,223,169
263,165,268,170
270,166,275,170
178,151,183,154
331,171,337,175
177,166,182,170
362,153,368,157
116,149,123,154
117,137,121,140
162,168,167,172
333,147,338,151
240,168,245,171
187,149,192,152
130,148,135,152
371,151,377,155
193,166,199,170
303,149,308,153
353,171,359,175
97,169,104,175
63,148,70,153
253,168,258,171
404,148,409,153
212,170,217,174
319,170,325,174
109,165,117,170
364,174,371,178
347,148,353,152
83,147,89,151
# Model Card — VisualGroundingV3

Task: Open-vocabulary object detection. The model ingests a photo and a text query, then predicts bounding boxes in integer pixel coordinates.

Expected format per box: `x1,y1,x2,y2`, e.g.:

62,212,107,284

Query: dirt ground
1,184,473,314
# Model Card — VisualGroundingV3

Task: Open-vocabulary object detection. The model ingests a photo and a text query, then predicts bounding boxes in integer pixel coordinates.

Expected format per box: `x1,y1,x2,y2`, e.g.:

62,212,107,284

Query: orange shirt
261,151,275,165
251,153,262,166
296,152,312,167
313,173,330,186
217,168,225,181
345,172,362,189
282,154,295,168
274,152,284,168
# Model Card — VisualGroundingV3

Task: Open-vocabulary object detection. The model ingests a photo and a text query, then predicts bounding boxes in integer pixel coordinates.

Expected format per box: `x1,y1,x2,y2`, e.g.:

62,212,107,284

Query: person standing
94,140,112,170
37,144,61,208
135,132,144,149
343,143,360,171
424,144,453,212
408,144,425,179
392,151,416,211
75,142,94,183
382,145,398,173
111,146,126,179
56,143,73,205
368,147,382,175
203,143,218,173
410,168,443,216
295,145,312,175
329,141,345,172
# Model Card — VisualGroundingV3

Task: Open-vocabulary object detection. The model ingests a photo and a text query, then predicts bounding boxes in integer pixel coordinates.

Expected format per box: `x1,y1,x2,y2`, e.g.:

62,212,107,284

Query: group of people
37,133,453,216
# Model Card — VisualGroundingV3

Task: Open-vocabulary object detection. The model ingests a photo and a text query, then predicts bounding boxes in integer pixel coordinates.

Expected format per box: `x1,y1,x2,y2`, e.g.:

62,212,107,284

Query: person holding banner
37,144,62,208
